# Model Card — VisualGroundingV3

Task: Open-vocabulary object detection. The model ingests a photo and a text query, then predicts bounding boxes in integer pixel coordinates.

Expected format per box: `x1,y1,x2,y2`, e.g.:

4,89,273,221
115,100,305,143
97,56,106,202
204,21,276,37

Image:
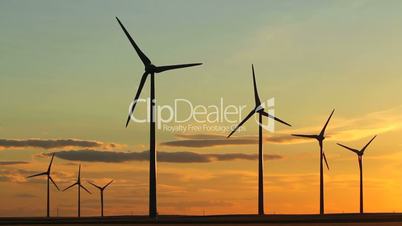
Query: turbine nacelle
145,64,156,73
255,105,264,113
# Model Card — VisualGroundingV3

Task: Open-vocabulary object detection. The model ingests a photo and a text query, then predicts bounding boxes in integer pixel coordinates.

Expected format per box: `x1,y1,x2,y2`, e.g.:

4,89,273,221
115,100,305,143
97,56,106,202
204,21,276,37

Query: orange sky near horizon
1,105,402,217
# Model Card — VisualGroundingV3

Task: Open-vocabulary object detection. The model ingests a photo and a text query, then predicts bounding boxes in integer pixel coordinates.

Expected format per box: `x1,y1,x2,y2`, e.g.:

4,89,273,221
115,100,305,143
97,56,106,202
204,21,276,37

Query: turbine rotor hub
145,64,156,73
255,105,264,112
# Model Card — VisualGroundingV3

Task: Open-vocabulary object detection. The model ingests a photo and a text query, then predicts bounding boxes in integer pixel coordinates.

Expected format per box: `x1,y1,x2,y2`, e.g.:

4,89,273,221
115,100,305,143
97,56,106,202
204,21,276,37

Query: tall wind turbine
88,180,113,217
116,17,202,218
27,153,60,217
337,135,376,214
291,109,334,215
227,64,291,215
63,165,91,217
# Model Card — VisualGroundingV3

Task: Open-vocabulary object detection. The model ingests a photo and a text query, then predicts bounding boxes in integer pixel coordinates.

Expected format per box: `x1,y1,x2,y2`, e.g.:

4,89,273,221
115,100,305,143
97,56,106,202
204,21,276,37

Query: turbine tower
27,153,60,217
337,135,377,214
291,109,334,215
227,64,291,215
88,180,113,217
63,165,91,217
116,17,202,218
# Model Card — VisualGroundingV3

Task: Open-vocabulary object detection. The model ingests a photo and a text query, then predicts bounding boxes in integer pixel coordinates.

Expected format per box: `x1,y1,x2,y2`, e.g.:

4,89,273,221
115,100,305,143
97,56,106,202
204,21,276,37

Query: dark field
2,213,402,225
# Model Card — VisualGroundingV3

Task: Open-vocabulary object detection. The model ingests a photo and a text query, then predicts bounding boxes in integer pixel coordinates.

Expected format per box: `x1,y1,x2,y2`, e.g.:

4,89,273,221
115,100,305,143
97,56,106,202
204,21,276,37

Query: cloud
160,133,298,148
14,193,37,198
44,149,282,163
0,169,36,183
0,161,29,165
161,138,256,148
0,138,121,150
161,133,256,148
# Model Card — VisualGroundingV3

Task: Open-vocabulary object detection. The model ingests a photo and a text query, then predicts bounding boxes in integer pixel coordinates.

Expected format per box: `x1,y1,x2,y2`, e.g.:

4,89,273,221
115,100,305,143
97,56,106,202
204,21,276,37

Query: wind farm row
24,17,378,219
27,156,113,218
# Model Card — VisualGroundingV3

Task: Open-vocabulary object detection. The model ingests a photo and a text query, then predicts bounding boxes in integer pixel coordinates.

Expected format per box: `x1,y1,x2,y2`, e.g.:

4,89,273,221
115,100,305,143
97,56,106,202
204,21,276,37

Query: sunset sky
2,0,402,217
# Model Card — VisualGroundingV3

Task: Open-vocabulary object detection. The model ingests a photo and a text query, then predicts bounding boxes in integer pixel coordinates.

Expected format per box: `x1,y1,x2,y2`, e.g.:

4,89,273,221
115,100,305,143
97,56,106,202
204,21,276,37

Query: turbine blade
227,109,255,138
87,181,101,190
47,153,55,173
251,64,260,106
80,185,92,194
154,63,202,73
358,156,362,171
291,134,317,139
126,72,148,127
27,172,47,178
319,109,335,136
361,135,377,153
261,111,291,127
323,152,330,170
63,182,78,191
337,143,359,154
49,176,60,191
116,17,151,66
103,180,114,189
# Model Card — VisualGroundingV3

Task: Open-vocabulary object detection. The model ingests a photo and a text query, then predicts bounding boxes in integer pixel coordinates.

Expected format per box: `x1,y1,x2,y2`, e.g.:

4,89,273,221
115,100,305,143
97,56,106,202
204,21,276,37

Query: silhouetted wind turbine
227,64,291,215
88,180,113,217
63,165,91,217
291,109,334,215
337,135,376,214
116,17,202,218
27,153,60,217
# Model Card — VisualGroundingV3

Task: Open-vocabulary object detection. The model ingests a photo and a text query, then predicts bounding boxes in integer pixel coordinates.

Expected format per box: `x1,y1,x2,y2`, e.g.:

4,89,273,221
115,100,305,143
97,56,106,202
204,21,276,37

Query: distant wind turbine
63,165,91,217
88,180,113,217
291,109,334,215
337,135,377,214
227,64,291,215
116,17,202,218
27,153,60,217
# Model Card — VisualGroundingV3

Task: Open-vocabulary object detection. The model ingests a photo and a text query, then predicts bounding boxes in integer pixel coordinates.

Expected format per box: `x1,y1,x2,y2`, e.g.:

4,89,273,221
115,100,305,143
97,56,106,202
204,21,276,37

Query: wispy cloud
0,169,36,183
0,138,121,150
291,106,402,143
14,193,37,198
0,161,29,165
44,149,282,163
331,107,402,141
166,106,402,148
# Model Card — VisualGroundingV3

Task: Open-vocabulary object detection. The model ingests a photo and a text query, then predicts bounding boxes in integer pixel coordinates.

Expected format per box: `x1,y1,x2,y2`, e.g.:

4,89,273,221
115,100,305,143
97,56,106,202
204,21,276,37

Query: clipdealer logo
128,98,276,132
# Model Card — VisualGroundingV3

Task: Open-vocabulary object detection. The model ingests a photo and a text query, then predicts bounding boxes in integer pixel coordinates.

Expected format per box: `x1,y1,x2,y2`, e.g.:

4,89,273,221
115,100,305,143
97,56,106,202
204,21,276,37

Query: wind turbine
337,135,376,214
291,109,334,215
88,180,113,217
63,165,91,217
227,64,291,215
116,17,202,218
27,153,60,217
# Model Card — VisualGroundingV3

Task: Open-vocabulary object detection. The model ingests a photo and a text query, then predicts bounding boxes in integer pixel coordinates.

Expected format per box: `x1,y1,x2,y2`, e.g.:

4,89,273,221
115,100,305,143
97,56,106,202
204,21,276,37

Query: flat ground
2,214,402,225
6,223,401,226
